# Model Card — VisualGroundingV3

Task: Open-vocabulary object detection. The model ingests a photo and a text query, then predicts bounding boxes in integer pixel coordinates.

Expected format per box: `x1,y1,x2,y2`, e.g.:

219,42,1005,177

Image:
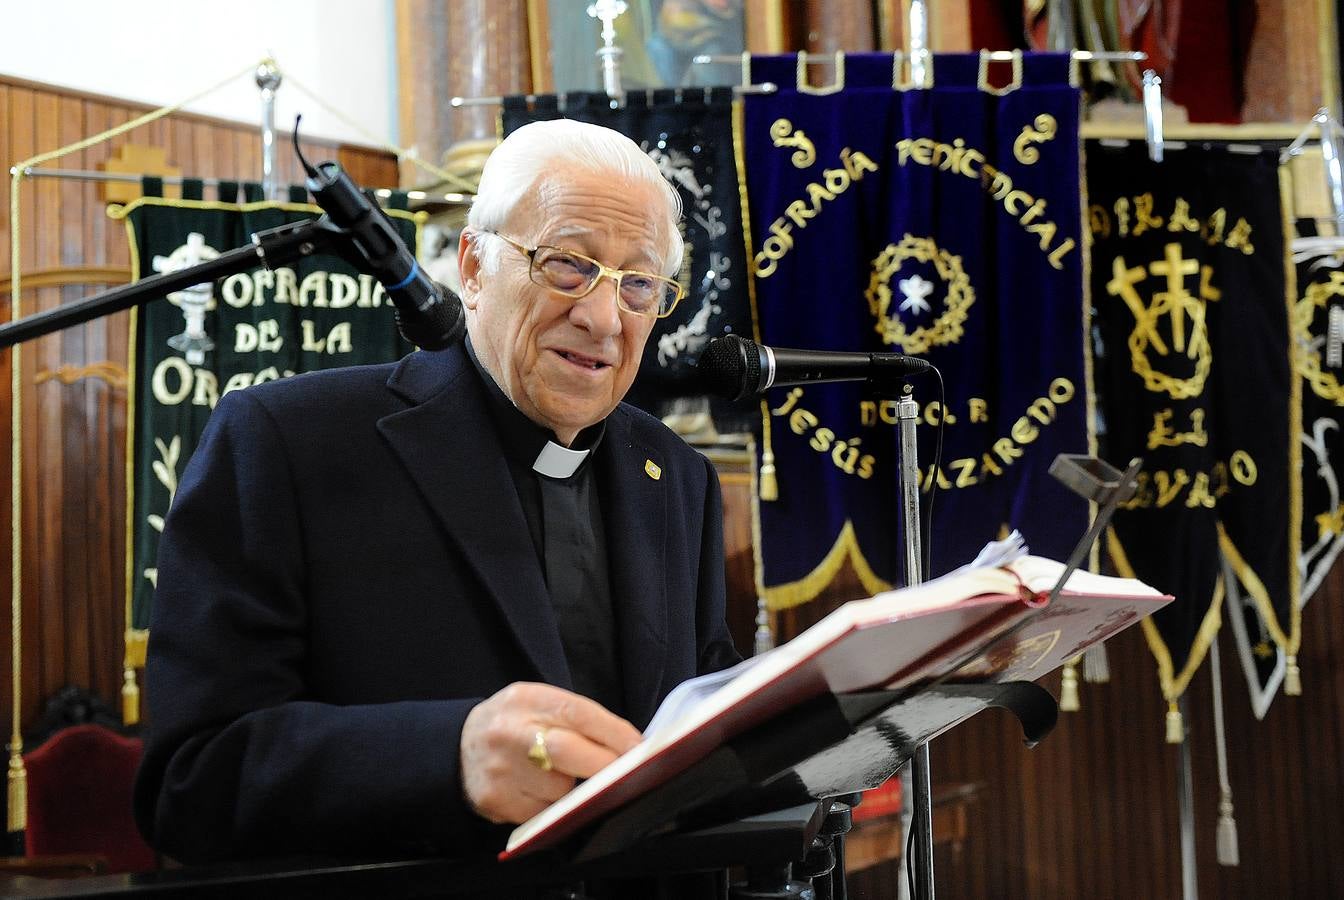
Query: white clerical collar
533,441,591,478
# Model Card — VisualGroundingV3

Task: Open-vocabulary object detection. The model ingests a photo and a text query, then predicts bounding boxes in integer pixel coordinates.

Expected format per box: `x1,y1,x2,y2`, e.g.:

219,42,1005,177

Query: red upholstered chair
23,724,156,873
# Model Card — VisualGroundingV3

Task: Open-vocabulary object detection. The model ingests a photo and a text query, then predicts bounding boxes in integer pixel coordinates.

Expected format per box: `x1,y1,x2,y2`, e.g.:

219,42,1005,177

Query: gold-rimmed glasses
488,232,686,319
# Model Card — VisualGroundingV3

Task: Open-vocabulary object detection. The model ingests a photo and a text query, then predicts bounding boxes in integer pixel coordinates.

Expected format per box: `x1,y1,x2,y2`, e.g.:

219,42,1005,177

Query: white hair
467,119,684,276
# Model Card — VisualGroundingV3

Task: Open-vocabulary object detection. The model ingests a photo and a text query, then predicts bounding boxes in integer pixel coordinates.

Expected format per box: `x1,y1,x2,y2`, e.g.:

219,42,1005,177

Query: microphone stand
0,217,349,349
892,383,936,900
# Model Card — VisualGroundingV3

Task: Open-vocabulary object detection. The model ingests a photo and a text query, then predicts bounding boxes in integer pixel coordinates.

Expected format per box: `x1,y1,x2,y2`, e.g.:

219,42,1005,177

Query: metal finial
255,59,282,92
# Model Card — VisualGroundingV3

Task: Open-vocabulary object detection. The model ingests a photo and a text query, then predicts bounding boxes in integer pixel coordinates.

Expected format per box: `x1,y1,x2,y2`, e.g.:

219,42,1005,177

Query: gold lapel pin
644,459,662,480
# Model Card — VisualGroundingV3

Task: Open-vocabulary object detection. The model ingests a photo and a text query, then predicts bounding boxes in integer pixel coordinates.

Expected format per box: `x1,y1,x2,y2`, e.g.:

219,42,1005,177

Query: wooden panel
0,75,399,735
804,0,874,54
1242,0,1324,122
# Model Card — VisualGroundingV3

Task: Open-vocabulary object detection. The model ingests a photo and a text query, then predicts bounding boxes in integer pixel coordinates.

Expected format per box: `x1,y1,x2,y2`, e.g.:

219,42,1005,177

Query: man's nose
571,275,623,339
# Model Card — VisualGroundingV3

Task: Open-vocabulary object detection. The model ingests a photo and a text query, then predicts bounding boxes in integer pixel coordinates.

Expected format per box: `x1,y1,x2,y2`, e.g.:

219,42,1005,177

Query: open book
501,537,1170,860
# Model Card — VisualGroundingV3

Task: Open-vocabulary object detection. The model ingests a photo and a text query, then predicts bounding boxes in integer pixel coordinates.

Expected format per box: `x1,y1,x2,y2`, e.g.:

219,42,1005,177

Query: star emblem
898,274,935,315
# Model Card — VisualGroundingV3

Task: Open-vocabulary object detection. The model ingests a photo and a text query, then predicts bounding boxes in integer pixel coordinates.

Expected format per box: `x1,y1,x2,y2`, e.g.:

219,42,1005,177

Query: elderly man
134,119,740,864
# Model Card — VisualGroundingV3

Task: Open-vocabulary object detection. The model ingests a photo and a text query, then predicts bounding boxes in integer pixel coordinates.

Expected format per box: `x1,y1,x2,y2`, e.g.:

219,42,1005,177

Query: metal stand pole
896,386,935,900
907,0,930,88
588,0,627,105
256,60,282,202
1177,695,1198,900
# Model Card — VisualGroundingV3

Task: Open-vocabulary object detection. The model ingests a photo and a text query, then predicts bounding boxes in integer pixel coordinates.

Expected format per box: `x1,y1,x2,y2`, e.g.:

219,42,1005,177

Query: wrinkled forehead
509,169,678,261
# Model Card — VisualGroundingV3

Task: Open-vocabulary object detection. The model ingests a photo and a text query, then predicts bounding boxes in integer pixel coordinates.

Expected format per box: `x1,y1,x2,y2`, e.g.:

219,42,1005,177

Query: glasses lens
533,248,598,294
619,274,680,317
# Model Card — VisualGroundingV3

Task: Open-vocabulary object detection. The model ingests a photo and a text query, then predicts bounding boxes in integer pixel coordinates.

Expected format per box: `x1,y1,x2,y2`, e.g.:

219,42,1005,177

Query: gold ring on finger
527,728,553,772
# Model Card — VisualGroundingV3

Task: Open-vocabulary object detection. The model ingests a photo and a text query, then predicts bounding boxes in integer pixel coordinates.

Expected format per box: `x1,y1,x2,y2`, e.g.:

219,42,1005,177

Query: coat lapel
375,348,571,689
600,409,669,728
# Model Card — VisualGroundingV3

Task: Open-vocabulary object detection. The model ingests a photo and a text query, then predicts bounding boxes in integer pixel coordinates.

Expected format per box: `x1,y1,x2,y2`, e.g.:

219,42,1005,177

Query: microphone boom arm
0,217,339,350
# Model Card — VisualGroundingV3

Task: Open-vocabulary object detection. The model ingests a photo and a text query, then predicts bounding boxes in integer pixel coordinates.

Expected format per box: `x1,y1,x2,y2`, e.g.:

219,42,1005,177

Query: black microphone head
395,282,466,350
697,334,760,401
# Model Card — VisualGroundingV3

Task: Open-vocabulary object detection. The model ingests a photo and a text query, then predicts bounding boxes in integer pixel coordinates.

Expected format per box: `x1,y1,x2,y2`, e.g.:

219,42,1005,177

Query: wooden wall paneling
79,97,113,706
712,458,758,658
172,116,198,184
803,0,874,54
57,92,91,697
32,88,65,724
235,128,258,187
1242,0,1324,123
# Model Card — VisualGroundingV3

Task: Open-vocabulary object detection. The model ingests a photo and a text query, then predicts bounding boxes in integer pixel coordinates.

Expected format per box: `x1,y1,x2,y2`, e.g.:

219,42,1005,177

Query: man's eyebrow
542,227,664,269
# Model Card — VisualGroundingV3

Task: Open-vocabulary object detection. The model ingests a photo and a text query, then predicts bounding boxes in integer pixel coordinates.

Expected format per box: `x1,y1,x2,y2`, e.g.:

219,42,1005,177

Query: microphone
697,334,931,401
293,126,464,350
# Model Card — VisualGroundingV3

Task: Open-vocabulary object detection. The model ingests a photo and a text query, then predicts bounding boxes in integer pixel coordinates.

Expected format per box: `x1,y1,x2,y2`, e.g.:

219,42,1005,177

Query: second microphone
697,334,931,402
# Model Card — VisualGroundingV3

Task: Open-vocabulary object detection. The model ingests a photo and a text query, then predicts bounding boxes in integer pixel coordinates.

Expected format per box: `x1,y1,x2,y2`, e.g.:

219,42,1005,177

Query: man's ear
457,229,482,309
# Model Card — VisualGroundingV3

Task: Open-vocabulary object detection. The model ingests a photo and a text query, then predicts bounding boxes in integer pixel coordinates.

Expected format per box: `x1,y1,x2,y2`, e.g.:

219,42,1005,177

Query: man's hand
460,682,643,825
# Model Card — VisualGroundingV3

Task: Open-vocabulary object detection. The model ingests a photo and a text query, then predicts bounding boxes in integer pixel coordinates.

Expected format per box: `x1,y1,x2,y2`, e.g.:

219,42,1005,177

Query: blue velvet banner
739,53,1090,608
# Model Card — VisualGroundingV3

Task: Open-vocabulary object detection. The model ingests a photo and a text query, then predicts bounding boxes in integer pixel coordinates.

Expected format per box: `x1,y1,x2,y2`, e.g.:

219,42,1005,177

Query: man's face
460,167,672,444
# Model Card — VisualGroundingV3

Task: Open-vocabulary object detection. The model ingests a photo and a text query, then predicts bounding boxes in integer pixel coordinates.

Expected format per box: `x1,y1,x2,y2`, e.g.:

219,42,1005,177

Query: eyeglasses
488,232,686,319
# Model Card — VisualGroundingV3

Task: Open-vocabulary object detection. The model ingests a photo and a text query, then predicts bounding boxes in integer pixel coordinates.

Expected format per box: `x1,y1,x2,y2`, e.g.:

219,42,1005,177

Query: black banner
1088,141,1300,717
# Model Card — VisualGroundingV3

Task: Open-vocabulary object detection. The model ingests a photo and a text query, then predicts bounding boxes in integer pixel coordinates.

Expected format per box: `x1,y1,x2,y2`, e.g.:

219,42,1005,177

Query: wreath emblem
1296,270,1344,406
866,235,974,353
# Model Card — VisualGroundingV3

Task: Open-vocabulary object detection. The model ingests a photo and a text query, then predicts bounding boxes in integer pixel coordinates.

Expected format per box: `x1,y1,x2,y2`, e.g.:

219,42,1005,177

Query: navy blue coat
133,344,739,863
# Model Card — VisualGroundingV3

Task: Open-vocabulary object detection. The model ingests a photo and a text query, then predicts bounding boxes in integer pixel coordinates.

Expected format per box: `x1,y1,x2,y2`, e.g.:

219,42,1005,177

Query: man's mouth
556,349,610,371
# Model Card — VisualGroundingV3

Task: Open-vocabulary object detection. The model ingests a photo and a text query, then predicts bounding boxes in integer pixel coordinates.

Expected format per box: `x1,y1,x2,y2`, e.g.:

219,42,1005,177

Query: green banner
114,197,421,651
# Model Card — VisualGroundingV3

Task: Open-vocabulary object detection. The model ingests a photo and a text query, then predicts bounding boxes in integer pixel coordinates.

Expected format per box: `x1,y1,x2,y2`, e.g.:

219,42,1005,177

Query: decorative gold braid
794,51,846,96
866,235,974,353
976,50,1024,96
1109,527,1224,705
1216,524,1296,654
1294,272,1344,404
761,521,893,611
122,216,143,730
733,99,775,602
33,362,129,389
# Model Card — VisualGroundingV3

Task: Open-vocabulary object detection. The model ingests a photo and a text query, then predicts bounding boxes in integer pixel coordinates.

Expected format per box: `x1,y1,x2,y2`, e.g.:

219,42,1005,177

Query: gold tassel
1059,659,1080,712
6,751,26,832
758,399,778,501
1285,655,1302,696
1216,793,1239,866
758,450,778,502
1082,643,1110,683
122,666,141,726
1165,700,1185,744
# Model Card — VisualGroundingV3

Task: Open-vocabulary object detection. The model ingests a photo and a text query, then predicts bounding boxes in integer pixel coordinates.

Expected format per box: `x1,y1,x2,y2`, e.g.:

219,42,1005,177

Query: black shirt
465,339,625,716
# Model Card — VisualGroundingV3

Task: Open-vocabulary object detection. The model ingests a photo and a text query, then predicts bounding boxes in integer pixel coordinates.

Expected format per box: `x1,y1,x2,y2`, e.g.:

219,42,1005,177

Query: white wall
3,0,397,147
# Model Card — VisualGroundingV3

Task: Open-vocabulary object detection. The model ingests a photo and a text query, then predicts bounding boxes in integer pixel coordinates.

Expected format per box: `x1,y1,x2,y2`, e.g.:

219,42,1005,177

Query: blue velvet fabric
740,52,1089,601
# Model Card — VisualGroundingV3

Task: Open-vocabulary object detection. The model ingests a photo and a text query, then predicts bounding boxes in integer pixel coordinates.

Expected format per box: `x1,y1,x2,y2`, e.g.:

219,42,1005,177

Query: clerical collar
465,337,605,478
